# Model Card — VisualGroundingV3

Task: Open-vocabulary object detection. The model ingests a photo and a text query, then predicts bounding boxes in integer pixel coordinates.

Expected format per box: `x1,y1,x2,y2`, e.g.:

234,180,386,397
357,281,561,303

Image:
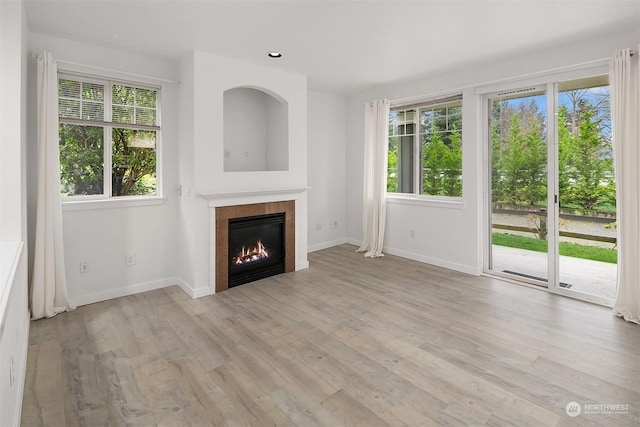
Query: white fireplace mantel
201,186,310,207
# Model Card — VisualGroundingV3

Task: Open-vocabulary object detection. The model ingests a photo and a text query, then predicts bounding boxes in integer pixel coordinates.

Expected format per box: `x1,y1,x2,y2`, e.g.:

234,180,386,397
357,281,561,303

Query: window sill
385,194,466,209
62,196,166,211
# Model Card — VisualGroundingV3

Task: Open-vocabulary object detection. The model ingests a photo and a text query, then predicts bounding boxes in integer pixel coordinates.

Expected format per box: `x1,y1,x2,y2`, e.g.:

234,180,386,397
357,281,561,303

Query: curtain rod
391,52,640,105
56,59,179,85
29,54,179,84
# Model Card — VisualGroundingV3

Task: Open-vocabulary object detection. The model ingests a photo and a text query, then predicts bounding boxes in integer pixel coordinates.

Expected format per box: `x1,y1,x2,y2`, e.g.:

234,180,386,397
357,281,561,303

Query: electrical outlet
80,261,89,273
125,254,136,266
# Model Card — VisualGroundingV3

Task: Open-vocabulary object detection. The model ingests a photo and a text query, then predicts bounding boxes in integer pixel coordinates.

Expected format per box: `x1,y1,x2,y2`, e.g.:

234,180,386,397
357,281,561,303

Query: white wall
223,87,288,172
224,88,269,171
175,52,211,297
27,33,182,306
192,51,307,194
345,23,639,275
266,94,288,172
0,2,25,244
177,51,309,296
307,91,347,252
0,0,30,425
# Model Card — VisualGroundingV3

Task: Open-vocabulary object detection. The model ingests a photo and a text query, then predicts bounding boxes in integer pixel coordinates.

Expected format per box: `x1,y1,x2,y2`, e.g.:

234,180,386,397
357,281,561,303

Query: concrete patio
491,245,617,300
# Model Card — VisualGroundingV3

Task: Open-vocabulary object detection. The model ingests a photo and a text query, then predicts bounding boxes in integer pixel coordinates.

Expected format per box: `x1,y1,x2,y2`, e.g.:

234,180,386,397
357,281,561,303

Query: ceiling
24,0,640,95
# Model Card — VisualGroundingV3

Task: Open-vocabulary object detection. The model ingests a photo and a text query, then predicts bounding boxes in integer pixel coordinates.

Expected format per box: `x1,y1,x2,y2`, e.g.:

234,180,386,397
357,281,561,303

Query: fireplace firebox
215,200,295,293
228,213,285,287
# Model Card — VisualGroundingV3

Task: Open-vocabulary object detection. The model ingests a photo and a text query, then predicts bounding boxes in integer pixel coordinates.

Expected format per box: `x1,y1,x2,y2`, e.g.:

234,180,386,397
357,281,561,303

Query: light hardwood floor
21,244,639,426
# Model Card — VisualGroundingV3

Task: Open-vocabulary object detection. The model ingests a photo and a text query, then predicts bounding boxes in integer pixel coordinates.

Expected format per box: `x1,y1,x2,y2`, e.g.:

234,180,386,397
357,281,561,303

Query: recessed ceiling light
267,52,282,58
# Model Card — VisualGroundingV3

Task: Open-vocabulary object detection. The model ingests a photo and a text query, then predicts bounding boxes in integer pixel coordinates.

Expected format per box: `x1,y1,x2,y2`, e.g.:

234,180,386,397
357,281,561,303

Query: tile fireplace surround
215,200,295,292
203,187,309,294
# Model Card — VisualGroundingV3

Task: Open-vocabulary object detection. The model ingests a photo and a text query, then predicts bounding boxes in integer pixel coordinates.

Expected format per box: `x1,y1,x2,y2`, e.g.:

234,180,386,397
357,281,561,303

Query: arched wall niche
223,86,289,172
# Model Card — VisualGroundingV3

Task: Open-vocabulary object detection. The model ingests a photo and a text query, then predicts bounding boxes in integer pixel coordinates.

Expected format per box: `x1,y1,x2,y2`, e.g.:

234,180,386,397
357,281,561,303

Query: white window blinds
58,75,159,130
58,79,105,121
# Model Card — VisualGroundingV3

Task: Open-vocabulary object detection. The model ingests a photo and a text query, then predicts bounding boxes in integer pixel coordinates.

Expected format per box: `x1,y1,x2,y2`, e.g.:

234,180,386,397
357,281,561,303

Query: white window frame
387,93,464,205
58,71,164,209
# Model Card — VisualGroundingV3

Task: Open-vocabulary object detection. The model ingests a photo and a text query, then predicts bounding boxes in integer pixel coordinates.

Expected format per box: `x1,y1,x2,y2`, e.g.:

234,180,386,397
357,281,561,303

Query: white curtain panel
31,52,74,319
358,99,390,258
610,48,640,324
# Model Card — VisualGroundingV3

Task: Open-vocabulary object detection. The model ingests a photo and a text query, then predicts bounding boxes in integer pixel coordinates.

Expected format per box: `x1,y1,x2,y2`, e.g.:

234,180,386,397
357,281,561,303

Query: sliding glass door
486,76,617,305
488,87,549,286
556,78,617,302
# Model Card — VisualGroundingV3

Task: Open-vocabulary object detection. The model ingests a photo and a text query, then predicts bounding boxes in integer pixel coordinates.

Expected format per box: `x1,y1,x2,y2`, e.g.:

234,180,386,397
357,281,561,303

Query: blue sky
504,86,610,122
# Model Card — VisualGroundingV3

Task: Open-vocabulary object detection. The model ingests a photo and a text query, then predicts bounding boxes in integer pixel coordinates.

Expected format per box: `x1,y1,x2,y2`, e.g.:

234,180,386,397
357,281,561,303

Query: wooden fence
492,223,617,245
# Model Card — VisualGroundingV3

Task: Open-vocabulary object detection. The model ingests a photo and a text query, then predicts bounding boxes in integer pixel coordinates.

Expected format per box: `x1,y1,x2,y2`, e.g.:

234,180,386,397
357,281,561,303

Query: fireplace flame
232,240,270,265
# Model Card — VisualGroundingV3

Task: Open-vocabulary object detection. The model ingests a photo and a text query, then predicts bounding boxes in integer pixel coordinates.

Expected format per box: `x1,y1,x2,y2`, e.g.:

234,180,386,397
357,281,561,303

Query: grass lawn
492,233,617,264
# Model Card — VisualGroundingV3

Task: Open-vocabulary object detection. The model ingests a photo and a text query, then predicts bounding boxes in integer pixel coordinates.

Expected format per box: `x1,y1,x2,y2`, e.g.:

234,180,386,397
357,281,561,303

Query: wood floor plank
320,388,391,427
163,302,230,372
209,360,287,426
158,357,220,426
267,384,339,427
60,348,110,424
26,341,68,426
21,244,640,426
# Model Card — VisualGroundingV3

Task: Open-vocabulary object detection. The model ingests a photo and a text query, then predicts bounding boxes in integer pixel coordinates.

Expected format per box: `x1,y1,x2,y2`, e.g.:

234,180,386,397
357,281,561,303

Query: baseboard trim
307,238,347,253
174,277,210,299
346,238,361,247
344,238,479,275
72,278,181,307
383,246,480,276
296,260,310,270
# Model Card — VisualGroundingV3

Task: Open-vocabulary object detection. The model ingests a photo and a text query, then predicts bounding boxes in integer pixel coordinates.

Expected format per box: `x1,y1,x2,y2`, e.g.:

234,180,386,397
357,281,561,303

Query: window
58,75,160,199
387,95,462,197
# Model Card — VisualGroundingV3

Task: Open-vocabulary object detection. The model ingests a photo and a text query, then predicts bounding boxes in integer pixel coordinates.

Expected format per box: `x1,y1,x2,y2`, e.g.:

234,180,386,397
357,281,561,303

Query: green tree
559,89,614,211
492,89,614,212
520,120,546,205
441,128,462,196
492,99,546,206
420,105,462,197
387,136,399,192
59,124,104,196
564,107,609,209
497,114,528,204
490,106,505,203
421,124,462,197
422,127,446,195
111,128,157,196
557,106,573,206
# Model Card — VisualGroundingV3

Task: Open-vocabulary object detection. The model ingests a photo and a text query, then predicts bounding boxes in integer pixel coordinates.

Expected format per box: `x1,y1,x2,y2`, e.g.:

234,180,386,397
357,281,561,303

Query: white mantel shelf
201,187,310,207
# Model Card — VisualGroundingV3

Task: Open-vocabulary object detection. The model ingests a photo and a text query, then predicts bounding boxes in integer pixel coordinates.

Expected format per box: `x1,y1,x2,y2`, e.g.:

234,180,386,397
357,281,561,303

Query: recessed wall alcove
223,87,289,172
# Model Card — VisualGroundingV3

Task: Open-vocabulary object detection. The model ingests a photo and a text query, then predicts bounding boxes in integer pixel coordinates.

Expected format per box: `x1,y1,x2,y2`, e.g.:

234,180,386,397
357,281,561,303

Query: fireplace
228,213,285,287
215,200,296,292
